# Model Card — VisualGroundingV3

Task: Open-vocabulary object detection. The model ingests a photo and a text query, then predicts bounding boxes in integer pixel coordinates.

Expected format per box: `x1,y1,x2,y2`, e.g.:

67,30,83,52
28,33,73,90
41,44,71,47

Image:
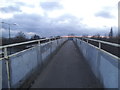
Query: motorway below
30,40,102,88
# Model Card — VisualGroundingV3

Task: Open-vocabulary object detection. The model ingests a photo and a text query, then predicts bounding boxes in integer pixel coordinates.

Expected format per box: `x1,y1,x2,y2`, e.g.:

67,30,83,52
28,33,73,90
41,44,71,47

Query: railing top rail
0,38,56,49
80,37,120,47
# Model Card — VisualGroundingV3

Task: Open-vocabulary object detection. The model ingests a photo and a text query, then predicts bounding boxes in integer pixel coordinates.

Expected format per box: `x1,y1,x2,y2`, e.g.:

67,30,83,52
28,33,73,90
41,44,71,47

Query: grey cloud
40,2,63,10
95,11,114,18
2,12,114,38
0,6,21,13
2,13,84,37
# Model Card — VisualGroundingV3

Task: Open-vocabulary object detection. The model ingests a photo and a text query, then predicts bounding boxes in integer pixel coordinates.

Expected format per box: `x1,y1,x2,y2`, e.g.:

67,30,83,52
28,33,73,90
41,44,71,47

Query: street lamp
1,22,17,54
1,22,17,44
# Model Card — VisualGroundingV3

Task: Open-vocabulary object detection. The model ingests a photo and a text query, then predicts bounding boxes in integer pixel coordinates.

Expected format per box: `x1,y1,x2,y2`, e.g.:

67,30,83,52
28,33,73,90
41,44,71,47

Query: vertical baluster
99,42,101,49
4,47,11,88
87,39,89,43
4,47,7,58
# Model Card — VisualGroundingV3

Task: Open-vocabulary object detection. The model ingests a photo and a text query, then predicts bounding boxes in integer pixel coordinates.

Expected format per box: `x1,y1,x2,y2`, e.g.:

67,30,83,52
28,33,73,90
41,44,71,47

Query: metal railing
0,37,64,88
0,37,61,60
81,38,120,48
77,37,120,58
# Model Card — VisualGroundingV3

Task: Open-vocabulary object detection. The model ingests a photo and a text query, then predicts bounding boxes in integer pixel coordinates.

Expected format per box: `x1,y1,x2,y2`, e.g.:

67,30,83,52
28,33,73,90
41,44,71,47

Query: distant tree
31,34,40,40
1,37,9,45
14,31,27,43
109,27,113,38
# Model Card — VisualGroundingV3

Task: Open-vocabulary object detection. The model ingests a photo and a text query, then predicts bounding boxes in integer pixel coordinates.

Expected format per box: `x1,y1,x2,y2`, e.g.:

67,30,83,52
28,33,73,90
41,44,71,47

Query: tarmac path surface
31,40,101,88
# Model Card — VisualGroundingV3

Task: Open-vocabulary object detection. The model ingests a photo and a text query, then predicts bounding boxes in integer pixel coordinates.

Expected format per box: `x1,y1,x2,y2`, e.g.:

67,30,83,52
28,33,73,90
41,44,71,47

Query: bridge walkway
30,40,101,88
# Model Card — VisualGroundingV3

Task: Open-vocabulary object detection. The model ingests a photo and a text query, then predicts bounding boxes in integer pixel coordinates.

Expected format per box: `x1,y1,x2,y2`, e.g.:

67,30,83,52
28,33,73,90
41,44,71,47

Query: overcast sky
0,0,119,38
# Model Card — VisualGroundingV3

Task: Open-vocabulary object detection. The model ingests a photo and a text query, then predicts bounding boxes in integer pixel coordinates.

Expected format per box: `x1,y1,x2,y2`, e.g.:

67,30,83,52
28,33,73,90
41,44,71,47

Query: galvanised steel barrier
82,37,120,49
0,37,68,88
73,37,120,88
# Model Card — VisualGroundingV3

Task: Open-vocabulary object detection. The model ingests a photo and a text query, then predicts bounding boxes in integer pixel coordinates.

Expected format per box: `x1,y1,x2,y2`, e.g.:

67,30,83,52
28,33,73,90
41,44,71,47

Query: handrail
0,39,47,49
0,37,61,59
79,37,120,47
0,38,60,49
75,37,120,59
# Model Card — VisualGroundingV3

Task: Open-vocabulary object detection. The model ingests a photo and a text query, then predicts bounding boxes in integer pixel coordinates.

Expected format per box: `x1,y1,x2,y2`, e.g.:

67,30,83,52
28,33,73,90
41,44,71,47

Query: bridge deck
31,40,101,88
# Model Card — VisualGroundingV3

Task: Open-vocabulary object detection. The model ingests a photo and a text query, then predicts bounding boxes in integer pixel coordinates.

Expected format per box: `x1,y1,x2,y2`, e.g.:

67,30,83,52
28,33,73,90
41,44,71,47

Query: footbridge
0,37,119,89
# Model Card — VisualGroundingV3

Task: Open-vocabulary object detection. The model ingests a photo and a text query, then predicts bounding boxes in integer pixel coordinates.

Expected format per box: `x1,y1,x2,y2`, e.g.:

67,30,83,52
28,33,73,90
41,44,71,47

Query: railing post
61,37,62,43
81,37,83,41
37,40,43,68
49,39,52,53
4,47,11,89
87,39,89,43
57,38,59,46
55,38,57,46
38,40,40,46
4,47,7,58
99,42,101,49
75,38,77,44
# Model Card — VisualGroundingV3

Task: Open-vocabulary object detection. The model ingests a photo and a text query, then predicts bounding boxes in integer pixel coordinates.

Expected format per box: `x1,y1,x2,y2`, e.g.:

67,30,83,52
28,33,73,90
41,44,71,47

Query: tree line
1,27,120,45
1,31,44,45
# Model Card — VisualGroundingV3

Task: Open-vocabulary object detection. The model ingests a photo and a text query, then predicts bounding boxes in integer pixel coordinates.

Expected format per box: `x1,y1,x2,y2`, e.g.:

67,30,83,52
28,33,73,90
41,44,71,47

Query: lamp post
0,19,2,46
1,22,17,54
1,22,17,44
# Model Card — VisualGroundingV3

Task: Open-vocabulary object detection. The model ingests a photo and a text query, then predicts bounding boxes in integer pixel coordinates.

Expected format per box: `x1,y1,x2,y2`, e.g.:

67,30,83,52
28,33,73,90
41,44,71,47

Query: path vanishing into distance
30,40,102,88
